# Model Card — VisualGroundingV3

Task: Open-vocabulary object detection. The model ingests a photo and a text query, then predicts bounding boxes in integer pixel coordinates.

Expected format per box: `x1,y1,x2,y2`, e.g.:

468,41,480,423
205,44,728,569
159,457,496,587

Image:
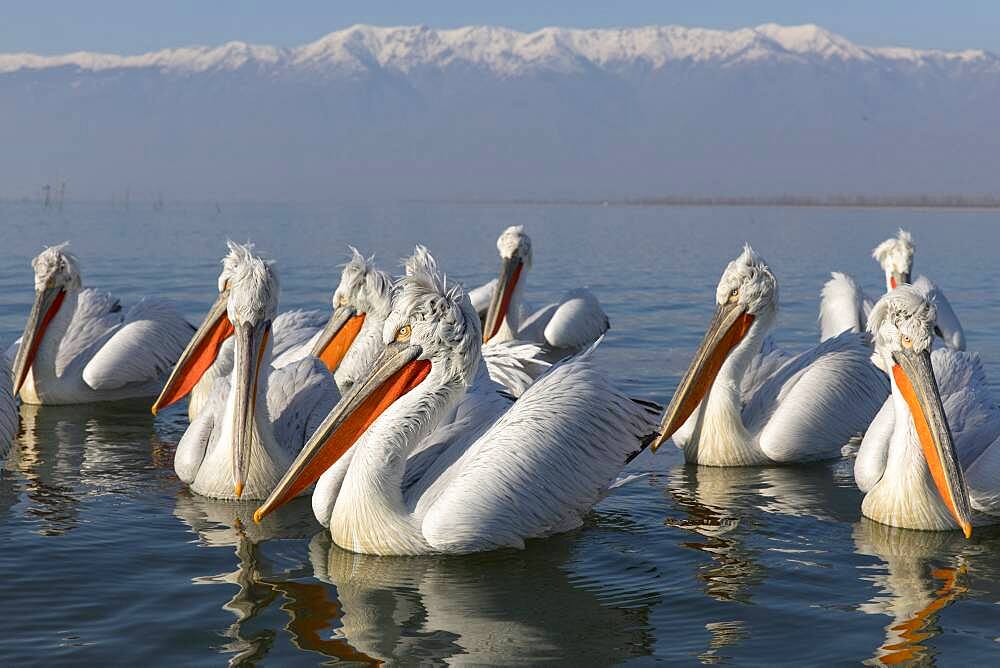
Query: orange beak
309,306,366,373
11,285,66,395
651,300,754,451
152,290,234,415
254,341,431,523
482,256,523,343
892,349,974,538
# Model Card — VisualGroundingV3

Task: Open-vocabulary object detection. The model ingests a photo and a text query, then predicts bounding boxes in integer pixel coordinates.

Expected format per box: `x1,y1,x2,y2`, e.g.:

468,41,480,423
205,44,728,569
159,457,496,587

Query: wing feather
269,309,328,367
748,332,889,462
0,356,16,459
913,275,965,351
82,297,193,391
56,288,123,375
819,272,869,341
419,356,655,553
268,357,340,457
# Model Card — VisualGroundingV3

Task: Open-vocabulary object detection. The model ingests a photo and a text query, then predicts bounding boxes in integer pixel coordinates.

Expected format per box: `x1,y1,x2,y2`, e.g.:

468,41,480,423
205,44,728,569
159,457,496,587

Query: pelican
10,243,193,405
309,245,548,398
473,226,609,359
173,246,339,500
820,229,964,350
854,285,1000,536
254,258,656,555
651,245,888,466
0,357,16,464
152,241,330,419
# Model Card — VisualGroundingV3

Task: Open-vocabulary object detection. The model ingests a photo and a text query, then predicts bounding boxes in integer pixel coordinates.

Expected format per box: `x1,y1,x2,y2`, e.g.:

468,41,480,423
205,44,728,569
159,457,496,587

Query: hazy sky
4,1,1000,55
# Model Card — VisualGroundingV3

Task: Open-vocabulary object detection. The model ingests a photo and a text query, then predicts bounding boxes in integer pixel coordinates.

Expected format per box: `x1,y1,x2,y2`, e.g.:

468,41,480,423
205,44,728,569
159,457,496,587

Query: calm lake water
1,201,999,665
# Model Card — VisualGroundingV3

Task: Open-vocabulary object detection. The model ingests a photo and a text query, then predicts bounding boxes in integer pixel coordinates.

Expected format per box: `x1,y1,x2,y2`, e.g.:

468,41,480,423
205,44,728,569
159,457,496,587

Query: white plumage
11,243,193,405
256,255,656,555
855,285,1000,534
655,245,889,466
176,242,330,420
477,226,609,360
819,229,965,350
174,247,339,500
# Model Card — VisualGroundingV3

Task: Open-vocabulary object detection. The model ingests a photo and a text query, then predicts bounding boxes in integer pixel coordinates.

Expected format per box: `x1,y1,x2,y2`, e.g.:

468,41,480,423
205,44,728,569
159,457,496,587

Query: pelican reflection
307,532,654,664
852,519,991,665
173,491,380,665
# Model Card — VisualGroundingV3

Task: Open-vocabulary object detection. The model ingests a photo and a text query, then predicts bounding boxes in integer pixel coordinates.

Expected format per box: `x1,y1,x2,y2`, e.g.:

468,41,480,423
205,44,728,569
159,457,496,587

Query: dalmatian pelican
473,226,609,359
10,243,192,405
651,245,888,466
254,257,656,555
854,285,1000,536
172,245,339,500
152,242,331,419
819,229,964,350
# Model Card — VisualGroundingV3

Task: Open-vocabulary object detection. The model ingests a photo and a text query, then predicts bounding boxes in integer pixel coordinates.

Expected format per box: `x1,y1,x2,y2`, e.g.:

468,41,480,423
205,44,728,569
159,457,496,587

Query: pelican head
872,229,914,291
11,243,82,394
152,241,261,414
652,245,777,450
222,245,278,498
310,247,392,374
868,285,973,538
483,225,533,343
255,250,480,522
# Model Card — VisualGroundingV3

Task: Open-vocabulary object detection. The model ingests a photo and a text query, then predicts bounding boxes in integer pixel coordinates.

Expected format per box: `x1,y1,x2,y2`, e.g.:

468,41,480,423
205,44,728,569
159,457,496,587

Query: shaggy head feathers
496,225,533,269
715,244,778,314
872,228,914,276
32,242,81,291
333,246,393,318
385,247,481,387
867,284,936,367
222,241,279,326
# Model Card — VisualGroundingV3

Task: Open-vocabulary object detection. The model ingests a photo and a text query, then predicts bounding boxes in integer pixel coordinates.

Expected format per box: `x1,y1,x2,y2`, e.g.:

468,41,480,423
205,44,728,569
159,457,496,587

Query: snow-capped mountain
2,24,998,200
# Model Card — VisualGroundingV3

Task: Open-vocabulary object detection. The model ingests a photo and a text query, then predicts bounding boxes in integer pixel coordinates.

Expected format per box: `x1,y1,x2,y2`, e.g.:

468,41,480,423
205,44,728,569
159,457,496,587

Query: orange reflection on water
876,566,967,665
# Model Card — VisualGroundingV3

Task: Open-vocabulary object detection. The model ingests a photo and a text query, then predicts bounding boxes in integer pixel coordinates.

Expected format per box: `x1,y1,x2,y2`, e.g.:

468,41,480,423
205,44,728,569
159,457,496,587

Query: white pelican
254,259,656,555
854,285,1000,536
173,246,339,500
152,241,329,419
10,243,193,405
0,356,16,464
820,229,965,350
651,245,888,466
473,226,609,358
305,247,551,530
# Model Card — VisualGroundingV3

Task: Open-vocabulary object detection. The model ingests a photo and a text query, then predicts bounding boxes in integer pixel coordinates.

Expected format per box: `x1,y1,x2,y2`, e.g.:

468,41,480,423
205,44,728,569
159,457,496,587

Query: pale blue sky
3,1,999,55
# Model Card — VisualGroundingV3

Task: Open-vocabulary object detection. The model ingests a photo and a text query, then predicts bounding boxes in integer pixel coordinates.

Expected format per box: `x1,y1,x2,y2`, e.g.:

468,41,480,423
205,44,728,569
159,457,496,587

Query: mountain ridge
1,23,995,76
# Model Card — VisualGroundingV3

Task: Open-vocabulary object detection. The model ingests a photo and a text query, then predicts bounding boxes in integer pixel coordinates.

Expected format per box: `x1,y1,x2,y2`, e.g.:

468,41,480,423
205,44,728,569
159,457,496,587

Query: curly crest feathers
867,284,937,368
388,249,481,387
334,246,393,318
32,241,81,290
872,228,914,275
221,241,279,325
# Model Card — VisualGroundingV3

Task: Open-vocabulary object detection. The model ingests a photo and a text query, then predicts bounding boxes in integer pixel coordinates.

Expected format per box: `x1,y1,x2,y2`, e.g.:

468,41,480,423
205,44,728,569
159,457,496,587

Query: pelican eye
395,324,412,342
728,288,739,302
900,334,913,349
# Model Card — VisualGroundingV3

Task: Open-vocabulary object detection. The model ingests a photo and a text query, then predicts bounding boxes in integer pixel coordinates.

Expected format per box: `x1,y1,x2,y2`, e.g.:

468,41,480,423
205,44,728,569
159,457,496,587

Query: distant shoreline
440,195,1000,210
4,195,1000,210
